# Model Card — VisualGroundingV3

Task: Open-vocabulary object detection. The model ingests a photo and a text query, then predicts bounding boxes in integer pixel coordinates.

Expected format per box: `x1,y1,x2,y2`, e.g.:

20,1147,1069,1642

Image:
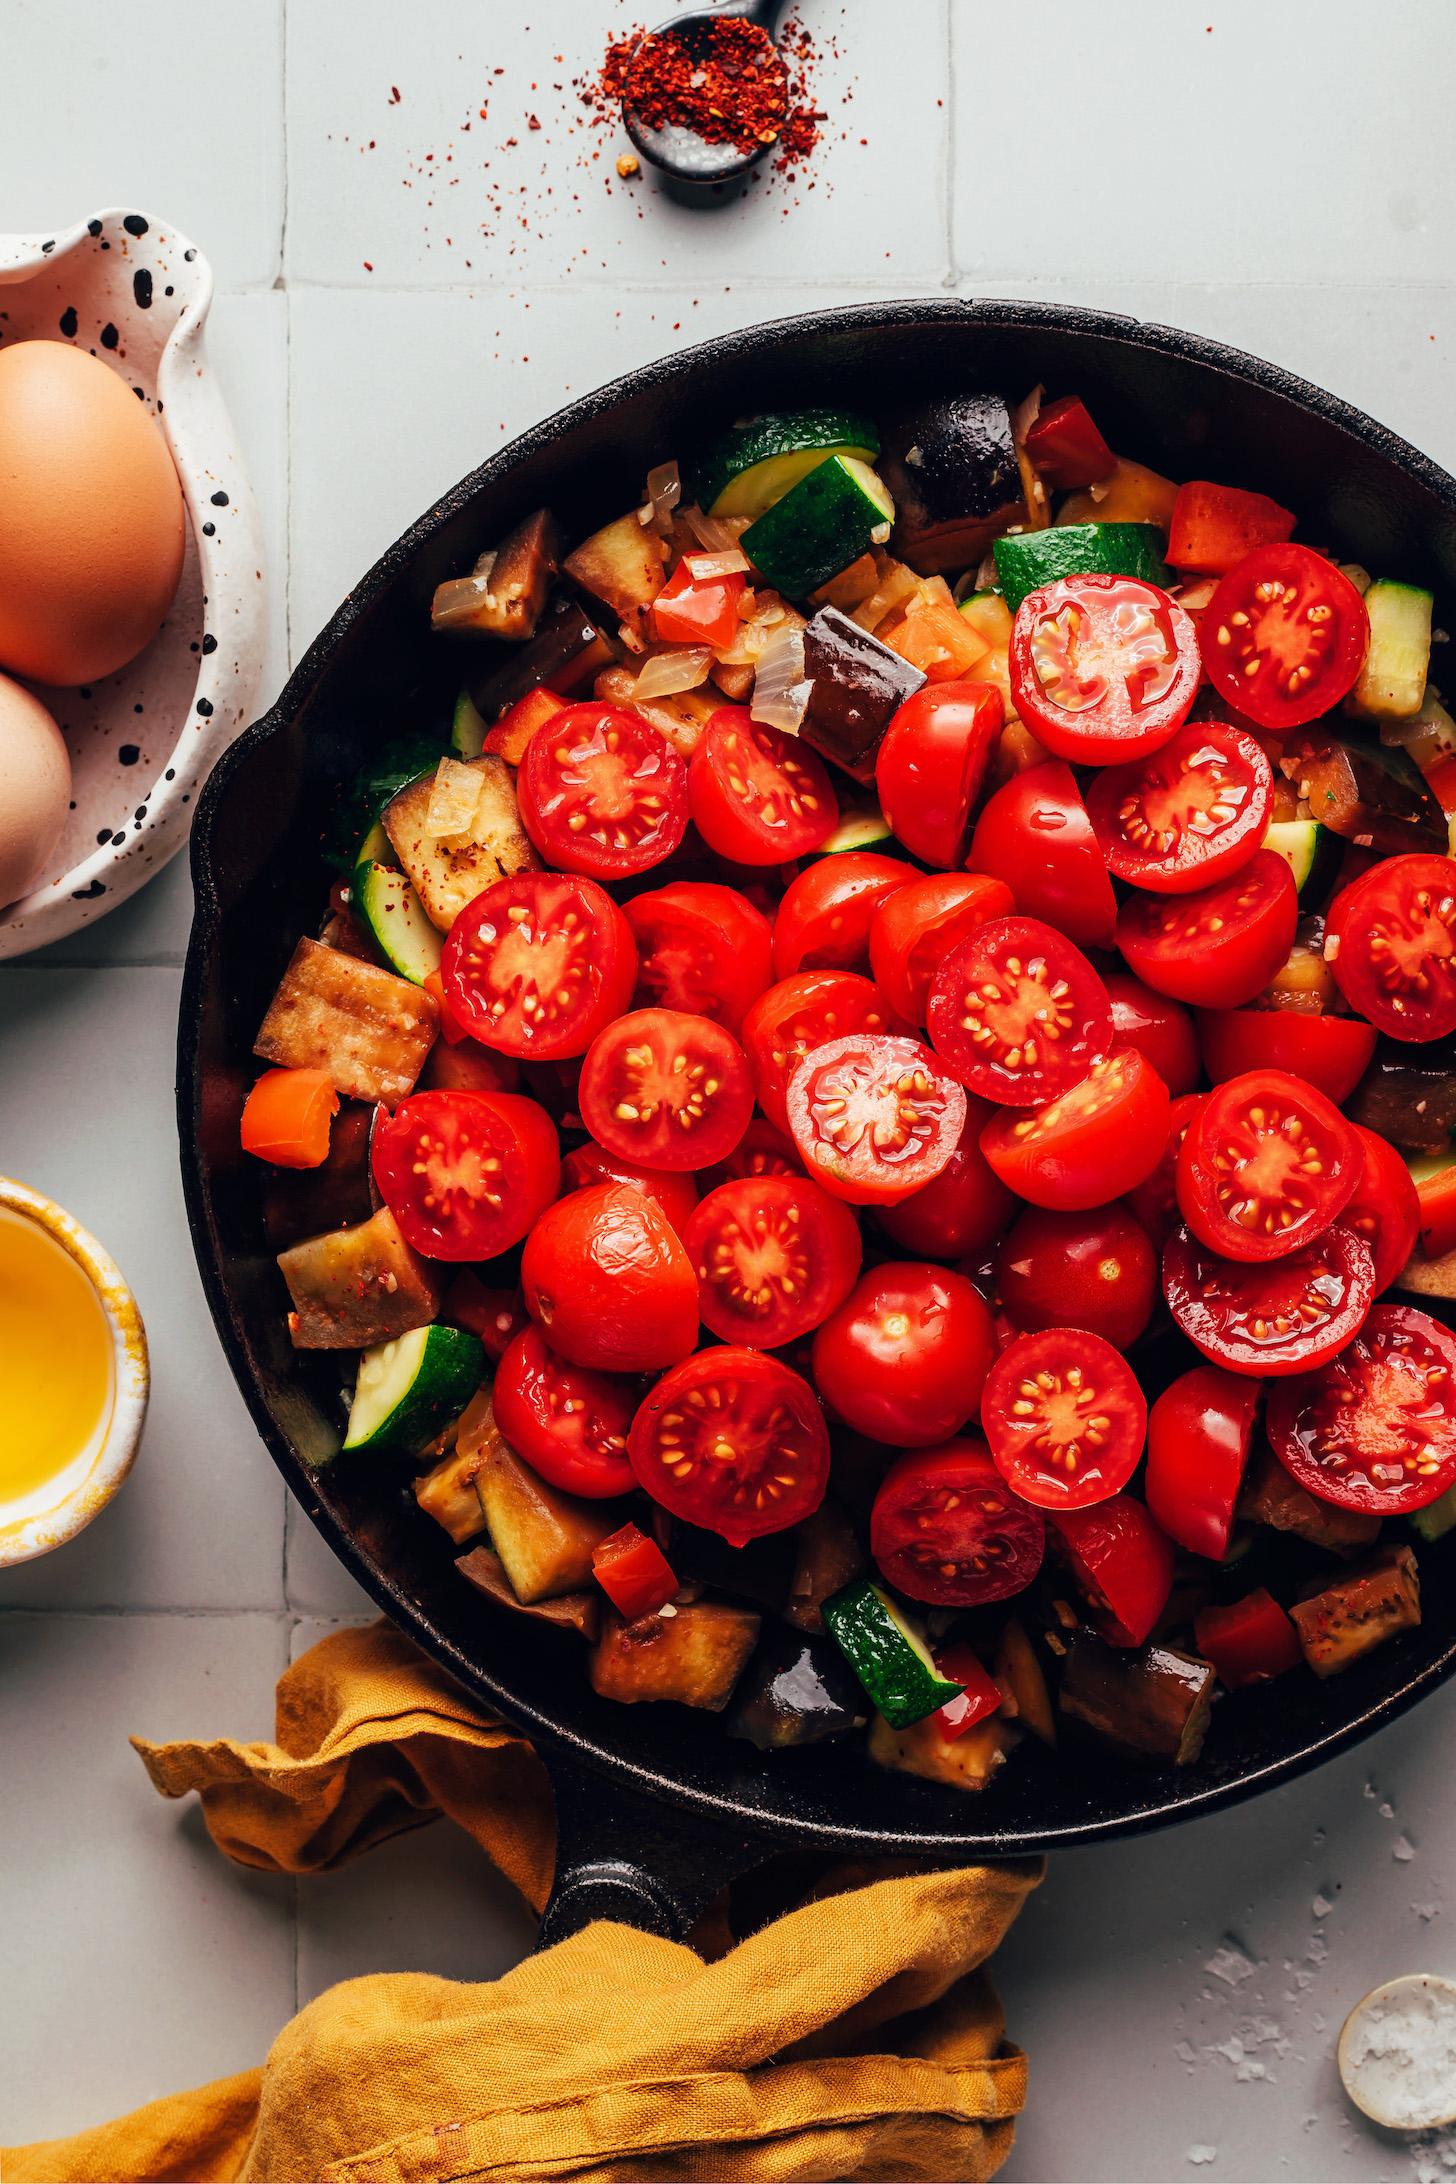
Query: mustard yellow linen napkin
6,1620,1040,2184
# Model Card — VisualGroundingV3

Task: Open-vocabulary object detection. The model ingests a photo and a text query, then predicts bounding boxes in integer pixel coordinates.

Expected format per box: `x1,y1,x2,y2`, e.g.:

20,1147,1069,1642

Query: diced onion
751,623,812,733
617,621,648,656
633,647,713,700
430,554,498,632
681,503,740,552
684,548,751,580
1010,384,1044,449
642,459,682,534
425,757,484,841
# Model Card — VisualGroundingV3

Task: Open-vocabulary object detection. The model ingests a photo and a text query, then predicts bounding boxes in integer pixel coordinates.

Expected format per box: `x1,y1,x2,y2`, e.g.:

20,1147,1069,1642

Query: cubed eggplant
881,394,1026,575
456,1544,601,1641
1058,1631,1215,1765
263,1101,379,1250
1238,1444,1381,1557
784,1502,866,1634
1278,733,1447,855
1348,1036,1456,1154
727,1624,865,1750
431,509,561,641
668,1519,797,1612
798,607,926,782
466,594,616,718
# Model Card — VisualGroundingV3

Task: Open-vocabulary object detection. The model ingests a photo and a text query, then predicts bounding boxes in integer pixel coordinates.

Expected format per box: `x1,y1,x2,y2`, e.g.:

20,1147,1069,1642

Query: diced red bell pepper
651,559,746,650
1023,396,1115,490
1422,754,1456,819
442,1274,528,1360
592,1522,679,1621
932,1642,1003,1741
1194,1588,1303,1688
1416,1159,1456,1260
1167,482,1296,575
240,1067,339,1169
485,685,566,766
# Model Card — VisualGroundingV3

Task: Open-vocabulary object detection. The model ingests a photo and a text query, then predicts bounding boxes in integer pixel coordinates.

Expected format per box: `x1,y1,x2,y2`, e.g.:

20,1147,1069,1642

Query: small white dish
0,207,266,959
0,1176,149,1567
1339,1972,1456,2132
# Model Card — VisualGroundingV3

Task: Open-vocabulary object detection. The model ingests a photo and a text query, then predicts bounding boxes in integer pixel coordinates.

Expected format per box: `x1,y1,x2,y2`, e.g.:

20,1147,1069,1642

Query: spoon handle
685,0,789,30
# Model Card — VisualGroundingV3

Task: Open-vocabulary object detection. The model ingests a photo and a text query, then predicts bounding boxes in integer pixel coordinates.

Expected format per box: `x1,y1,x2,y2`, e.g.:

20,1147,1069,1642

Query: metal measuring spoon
621,0,792,187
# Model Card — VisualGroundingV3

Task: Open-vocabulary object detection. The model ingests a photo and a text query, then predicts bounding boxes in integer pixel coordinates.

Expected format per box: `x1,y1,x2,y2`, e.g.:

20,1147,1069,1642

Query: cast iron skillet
179,299,1456,1941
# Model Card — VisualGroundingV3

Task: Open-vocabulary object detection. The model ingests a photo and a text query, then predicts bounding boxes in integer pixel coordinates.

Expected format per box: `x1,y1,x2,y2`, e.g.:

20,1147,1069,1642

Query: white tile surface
4,0,1456,2172
0,1612,294,2145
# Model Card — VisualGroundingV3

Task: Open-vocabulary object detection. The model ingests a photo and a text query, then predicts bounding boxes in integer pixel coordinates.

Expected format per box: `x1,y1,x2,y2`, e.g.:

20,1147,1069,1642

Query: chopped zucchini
993,1618,1056,1746
278,1206,445,1358
1411,1484,1456,1544
345,1323,484,1459
1238,1445,1380,1557
1059,1634,1215,1765
696,409,881,520
590,1599,760,1711
450,689,488,759
323,731,450,875
814,800,897,858
1350,580,1434,721
383,754,537,933
254,936,439,1104
455,1544,601,1640
1261,817,1341,900
822,1578,962,1729
959,590,1014,650
1290,1547,1421,1677
742,456,895,600
414,1440,488,1544
352,862,443,985
562,510,668,627
992,522,1171,614
867,1709,1012,1792
463,1393,616,1602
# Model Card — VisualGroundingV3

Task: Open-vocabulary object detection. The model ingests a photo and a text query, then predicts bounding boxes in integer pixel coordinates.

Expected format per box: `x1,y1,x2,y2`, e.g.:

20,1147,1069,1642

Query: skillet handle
537,1750,770,1948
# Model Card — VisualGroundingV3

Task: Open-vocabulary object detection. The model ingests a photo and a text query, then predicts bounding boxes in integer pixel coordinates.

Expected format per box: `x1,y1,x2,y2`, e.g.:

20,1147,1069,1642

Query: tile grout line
941,0,956,289
279,0,296,679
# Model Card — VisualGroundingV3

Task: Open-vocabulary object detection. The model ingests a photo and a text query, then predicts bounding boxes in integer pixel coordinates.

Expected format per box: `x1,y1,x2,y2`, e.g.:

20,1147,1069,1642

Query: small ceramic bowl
0,207,266,959
0,1176,149,1567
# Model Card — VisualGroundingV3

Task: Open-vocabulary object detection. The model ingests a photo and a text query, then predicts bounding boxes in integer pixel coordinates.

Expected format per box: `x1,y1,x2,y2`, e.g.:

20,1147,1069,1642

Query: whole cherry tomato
813,1261,995,1448
521,1182,698,1373
968,760,1117,949
997,1202,1157,1348
772,853,908,978
623,882,773,1034
1144,1364,1258,1558
1105,970,1200,1096
875,680,1003,866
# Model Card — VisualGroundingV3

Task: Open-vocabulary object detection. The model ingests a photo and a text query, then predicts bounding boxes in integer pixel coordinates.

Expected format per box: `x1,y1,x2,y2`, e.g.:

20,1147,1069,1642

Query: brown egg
0,673,72,905
0,342,186,686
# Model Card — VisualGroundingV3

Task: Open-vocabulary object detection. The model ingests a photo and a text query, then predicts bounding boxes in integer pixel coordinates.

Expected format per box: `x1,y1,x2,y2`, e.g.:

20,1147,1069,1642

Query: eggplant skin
882,394,1027,575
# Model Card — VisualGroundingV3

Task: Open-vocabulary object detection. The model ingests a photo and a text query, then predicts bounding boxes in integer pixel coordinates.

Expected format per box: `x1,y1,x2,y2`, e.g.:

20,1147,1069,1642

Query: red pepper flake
387,85,401,105
527,113,542,131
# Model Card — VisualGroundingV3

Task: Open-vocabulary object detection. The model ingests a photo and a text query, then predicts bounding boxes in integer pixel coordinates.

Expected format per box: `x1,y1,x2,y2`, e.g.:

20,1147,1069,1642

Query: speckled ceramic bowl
0,1176,149,1567
0,208,266,959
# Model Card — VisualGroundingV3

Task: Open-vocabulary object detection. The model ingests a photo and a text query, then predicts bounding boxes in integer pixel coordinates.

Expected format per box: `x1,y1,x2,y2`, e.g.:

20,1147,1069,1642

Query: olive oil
0,1206,113,1508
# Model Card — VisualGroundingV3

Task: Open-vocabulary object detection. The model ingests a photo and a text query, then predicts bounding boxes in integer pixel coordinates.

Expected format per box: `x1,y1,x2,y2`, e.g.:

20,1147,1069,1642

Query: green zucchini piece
451,688,488,759
324,731,449,873
352,861,443,984
343,1324,484,1458
816,799,898,856
1261,817,1341,899
993,522,1172,614
1411,1485,1456,1544
356,818,392,867
742,456,895,601
821,1577,962,1729
696,408,880,520
1350,580,1434,721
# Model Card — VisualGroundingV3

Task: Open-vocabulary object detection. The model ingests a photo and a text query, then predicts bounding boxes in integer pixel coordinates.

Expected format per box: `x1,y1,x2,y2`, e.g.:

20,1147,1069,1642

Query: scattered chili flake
387,85,401,105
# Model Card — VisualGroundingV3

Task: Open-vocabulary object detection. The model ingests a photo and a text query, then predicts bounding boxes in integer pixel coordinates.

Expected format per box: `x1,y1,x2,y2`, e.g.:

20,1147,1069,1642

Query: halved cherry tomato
1166,481,1295,575
1202,544,1369,732
1343,1126,1422,1293
927,915,1113,1108
1416,1157,1456,1261
1193,1589,1303,1689
932,1643,1005,1740
1162,1221,1375,1377
240,1067,338,1169
742,971,906,1133
371,1090,559,1262
1085,719,1273,895
1176,1067,1360,1263
786,1032,967,1207
592,1522,679,1621
1010,572,1201,765
685,1174,862,1348
518,702,689,878
1126,1091,1208,1246
628,1347,829,1545
1105,971,1200,1096
968,760,1116,949
1196,1005,1376,1105
869,1438,1045,1607
980,1049,1170,1211
981,1328,1146,1511
650,558,745,649
441,1274,527,1360
688,706,838,865
868,871,1015,1025
491,1324,637,1498
997,1202,1157,1348
521,1182,698,1372
876,1097,1016,1260
875,680,1003,866
1326,854,1456,1043
1049,1496,1174,1647
1144,1364,1258,1558
1117,848,1298,1010
1023,396,1114,490
1268,1303,1456,1515
813,1261,995,1447
703,1117,802,1188
624,881,773,1033
579,1006,754,1172
558,1143,698,1239
441,872,638,1061
772,853,908,978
